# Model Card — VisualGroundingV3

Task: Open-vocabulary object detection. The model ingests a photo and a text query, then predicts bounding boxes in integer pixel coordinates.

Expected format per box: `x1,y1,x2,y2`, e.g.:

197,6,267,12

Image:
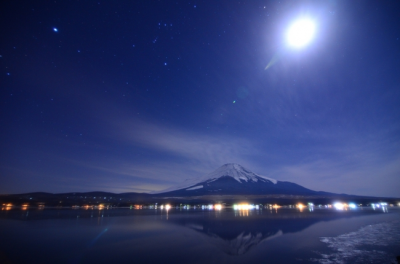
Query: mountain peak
153,163,277,194
204,163,277,184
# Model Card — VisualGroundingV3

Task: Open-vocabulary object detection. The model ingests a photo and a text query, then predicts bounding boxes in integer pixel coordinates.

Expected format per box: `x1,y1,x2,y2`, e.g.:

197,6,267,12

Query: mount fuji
2,163,395,206
154,163,332,197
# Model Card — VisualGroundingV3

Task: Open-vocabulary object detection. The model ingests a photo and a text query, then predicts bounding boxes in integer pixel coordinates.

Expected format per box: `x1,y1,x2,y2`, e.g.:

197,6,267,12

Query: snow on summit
153,163,277,194
201,163,277,184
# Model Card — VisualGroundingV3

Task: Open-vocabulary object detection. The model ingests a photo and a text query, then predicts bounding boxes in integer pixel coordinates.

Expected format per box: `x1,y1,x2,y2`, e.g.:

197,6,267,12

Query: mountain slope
155,163,324,196
154,163,277,194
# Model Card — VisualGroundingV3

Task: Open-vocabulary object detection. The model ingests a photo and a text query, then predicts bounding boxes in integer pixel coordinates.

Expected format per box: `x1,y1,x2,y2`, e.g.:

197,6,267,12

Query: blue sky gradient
1,1,399,197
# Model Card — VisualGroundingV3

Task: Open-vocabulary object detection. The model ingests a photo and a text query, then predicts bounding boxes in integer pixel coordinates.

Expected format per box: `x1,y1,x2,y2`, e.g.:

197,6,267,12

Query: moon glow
286,19,315,48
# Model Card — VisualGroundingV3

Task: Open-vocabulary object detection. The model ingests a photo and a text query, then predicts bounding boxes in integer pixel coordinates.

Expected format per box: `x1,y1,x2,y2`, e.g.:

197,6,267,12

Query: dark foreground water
0,206,399,264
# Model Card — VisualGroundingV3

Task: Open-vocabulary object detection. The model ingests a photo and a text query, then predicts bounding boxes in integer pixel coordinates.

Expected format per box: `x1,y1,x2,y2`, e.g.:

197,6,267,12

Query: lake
0,206,399,264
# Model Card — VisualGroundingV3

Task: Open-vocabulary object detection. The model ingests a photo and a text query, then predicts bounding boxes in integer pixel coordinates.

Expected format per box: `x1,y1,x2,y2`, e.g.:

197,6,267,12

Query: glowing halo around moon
265,17,317,70
286,18,316,48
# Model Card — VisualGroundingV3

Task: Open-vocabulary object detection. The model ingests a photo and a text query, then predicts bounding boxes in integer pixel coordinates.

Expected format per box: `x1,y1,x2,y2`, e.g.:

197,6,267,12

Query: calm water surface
0,206,399,264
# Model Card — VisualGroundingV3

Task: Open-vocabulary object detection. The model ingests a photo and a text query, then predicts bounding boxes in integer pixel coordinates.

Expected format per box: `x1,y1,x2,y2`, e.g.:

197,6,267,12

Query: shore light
348,203,356,209
334,203,344,210
233,204,254,210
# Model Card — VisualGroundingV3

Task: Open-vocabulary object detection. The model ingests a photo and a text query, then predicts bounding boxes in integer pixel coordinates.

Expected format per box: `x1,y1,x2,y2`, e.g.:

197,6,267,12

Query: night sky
1,1,400,197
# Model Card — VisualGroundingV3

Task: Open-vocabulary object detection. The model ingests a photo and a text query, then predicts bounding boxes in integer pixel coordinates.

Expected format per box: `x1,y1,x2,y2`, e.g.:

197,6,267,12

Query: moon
286,18,316,48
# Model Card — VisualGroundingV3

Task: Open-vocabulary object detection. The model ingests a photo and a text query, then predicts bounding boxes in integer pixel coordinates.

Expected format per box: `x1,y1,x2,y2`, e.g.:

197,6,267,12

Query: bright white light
349,203,356,209
334,203,344,210
286,18,315,48
234,204,253,210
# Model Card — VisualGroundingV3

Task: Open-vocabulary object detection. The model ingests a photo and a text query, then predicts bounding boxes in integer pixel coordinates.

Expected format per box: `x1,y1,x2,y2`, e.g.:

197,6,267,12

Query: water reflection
168,209,355,255
165,207,396,255
371,203,389,213
207,229,283,255
0,206,398,263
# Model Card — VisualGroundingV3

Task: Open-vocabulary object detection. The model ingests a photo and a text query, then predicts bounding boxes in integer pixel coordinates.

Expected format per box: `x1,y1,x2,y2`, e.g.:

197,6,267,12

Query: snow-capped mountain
202,163,277,184
154,163,323,196
154,163,276,194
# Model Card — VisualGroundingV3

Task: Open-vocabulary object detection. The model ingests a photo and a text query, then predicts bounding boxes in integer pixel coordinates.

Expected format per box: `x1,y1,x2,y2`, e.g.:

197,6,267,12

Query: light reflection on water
0,207,399,263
